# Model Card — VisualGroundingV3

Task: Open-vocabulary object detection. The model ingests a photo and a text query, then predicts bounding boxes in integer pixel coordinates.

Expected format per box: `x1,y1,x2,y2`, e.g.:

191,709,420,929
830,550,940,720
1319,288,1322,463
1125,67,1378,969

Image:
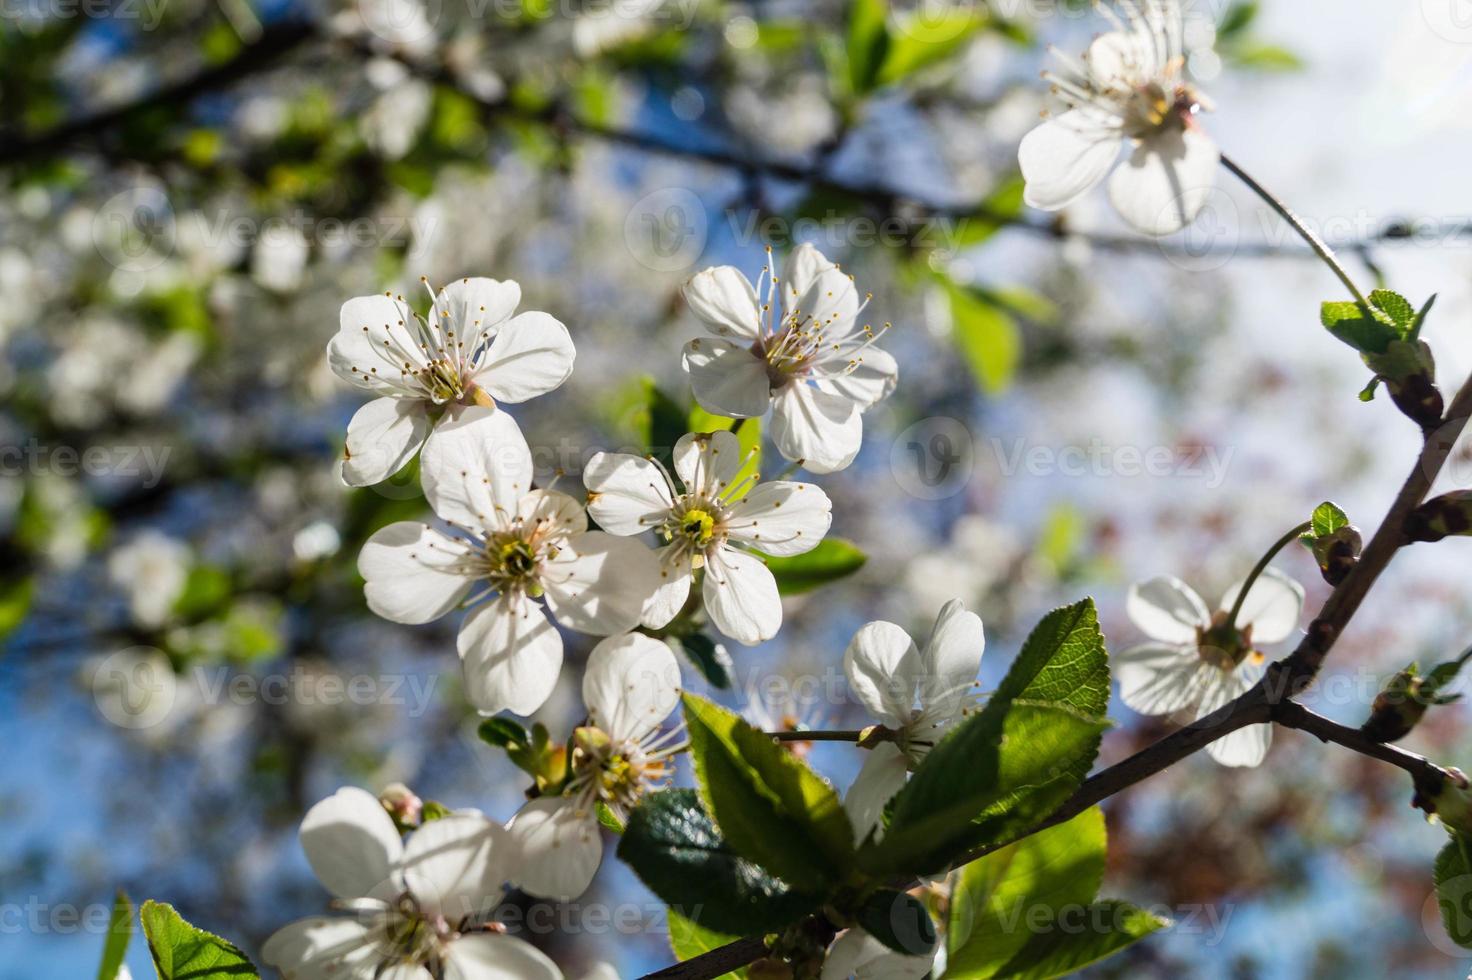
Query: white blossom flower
106,530,190,628
508,633,683,900
262,786,561,980
251,223,309,293
358,408,661,716
681,244,897,473
1117,568,1305,767
329,276,574,486
1018,0,1219,236
584,429,833,645
819,928,935,980
841,600,984,840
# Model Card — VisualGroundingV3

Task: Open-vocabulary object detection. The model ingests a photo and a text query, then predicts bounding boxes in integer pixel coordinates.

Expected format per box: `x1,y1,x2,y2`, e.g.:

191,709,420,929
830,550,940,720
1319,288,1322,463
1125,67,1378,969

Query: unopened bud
1311,525,1362,586
1367,338,1443,432
1362,669,1427,743
379,782,423,831
1407,491,1472,544
1418,769,1472,835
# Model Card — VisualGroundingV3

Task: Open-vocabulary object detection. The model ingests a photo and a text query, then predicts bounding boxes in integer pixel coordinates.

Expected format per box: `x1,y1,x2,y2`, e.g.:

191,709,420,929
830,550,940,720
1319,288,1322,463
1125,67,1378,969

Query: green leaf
617,788,823,935
140,900,258,979
1320,300,1399,355
477,717,530,749
863,599,1110,875
1224,41,1304,71
596,801,625,833
639,379,689,469
0,576,34,643
1217,1,1258,39
859,889,937,956
172,565,229,621
877,9,983,85
1308,501,1349,540
764,539,868,595
846,0,890,95
688,412,761,502
1436,833,1472,949
682,693,854,890
668,909,748,979
948,809,1167,979
96,890,133,980
1369,289,1415,331
948,282,1021,395
676,632,734,689
953,176,1025,248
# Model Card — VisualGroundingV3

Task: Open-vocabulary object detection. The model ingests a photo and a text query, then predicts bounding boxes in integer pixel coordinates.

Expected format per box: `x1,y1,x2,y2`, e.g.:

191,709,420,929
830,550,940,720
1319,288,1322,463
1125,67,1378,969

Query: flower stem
765,729,867,742
1225,520,1313,630
1219,153,1369,307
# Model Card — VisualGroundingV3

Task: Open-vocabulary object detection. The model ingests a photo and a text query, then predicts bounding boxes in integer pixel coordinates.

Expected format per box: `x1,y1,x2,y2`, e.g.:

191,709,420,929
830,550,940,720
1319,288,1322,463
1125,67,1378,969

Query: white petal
420,406,534,535
818,344,898,409
583,452,675,536
724,481,832,557
1219,567,1305,645
261,916,382,980
1200,668,1270,767
843,742,909,843
844,621,920,726
582,632,682,744
769,383,862,474
1114,643,1209,716
642,547,691,630
329,292,420,394
703,547,782,646
506,798,603,901
542,532,662,636
436,276,521,354
1107,125,1220,236
683,337,772,419
1086,31,1145,89
380,966,434,980
781,243,839,311
1126,576,1209,644
516,488,589,538
820,929,933,980
473,311,576,404
783,246,858,334
444,934,564,980
682,265,761,339
299,787,405,901
401,813,509,921
917,599,984,715
459,594,564,716
359,522,476,625
1019,110,1122,211
673,429,744,497
340,396,432,487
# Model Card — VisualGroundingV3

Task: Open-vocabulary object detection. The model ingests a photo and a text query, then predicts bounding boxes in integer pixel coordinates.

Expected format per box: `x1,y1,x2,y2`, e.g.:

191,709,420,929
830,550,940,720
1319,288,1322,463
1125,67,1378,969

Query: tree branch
1272,699,1455,787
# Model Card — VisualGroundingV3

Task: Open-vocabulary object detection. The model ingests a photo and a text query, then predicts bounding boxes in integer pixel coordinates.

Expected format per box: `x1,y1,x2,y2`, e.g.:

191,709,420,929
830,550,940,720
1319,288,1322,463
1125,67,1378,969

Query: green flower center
680,508,716,547
496,539,538,578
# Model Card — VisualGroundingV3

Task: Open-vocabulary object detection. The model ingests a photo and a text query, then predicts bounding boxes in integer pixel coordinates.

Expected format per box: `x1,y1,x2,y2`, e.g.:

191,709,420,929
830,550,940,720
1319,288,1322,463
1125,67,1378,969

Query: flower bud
1419,769,1472,836
1362,668,1428,744
1407,491,1472,544
379,782,423,831
1310,525,1362,586
1366,338,1443,432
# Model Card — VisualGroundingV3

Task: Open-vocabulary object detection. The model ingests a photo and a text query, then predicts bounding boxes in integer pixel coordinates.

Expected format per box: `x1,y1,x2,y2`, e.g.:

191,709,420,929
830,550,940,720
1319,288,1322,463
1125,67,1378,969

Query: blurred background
6,0,1472,976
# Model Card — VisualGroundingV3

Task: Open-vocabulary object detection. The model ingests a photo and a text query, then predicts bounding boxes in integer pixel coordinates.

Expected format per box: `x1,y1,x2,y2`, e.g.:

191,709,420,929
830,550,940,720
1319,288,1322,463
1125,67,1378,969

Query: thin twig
766,730,867,743
1272,699,1455,786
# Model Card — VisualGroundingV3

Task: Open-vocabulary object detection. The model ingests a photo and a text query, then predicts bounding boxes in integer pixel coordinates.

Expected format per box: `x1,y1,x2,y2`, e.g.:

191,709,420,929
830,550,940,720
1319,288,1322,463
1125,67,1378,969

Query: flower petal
506,798,603,901
1086,31,1145,89
299,787,405,901
1107,125,1220,236
819,929,933,980
1019,110,1122,212
1114,643,1209,716
473,311,576,404
703,547,782,645
329,292,420,394
917,599,984,716
420,406,534,535
582,632,682,744
672,429,744,498
683,337,772,419
843,742,909,843
818,344,897,409
1218,567,1304,645
516,488,589,538
844,621,920,726
459,594,564,716
682,266,761,339
340,395,432,487
443,934,564,980
359,522,476,625
543,532,662,636
769,382,863,474
261,916,382,980
1200,668,1270,767
584,452,675,536
380,965,434,980
400,813,509,921
436,276,522,355
724,481,832,557
782,244,858,334
642,546,692,630
1126,575,1209,644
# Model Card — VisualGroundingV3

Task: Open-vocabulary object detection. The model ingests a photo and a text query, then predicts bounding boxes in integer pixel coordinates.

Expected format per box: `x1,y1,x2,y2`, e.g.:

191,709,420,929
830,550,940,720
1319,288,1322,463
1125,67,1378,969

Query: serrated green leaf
676,633,734,689
618,788,822,935
1309,501,1349,540
862,600,1110,875
992,901,1168,979
1369,289,1415,330
948,282,1021,395
140,900,258,979
682,693,854,889
764,539,867,595
668,909,748,979
96,890,133,980
1320,300,1399,355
